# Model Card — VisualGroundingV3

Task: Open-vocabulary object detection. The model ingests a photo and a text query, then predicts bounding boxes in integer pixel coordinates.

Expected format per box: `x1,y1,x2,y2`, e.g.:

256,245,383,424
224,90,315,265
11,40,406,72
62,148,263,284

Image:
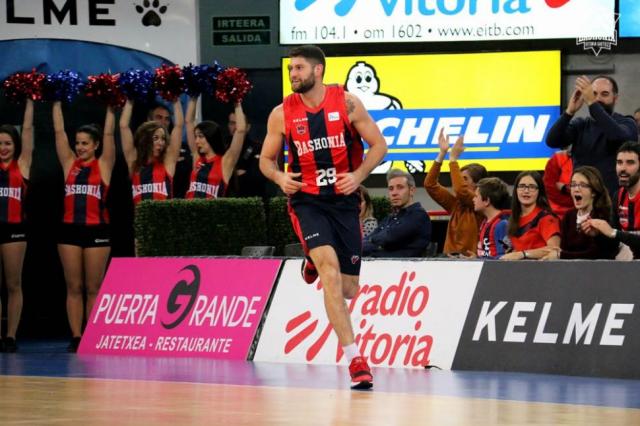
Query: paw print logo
135,0,168,27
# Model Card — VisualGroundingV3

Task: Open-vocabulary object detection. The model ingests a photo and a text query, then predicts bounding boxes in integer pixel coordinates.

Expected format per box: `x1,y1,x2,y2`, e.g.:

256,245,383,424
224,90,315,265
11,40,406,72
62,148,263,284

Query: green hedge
134,195,392,256
135,198,267,256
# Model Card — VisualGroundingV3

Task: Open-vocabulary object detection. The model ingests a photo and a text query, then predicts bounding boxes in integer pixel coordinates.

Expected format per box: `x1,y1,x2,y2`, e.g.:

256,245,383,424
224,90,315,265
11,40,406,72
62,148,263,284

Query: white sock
343,343,360,363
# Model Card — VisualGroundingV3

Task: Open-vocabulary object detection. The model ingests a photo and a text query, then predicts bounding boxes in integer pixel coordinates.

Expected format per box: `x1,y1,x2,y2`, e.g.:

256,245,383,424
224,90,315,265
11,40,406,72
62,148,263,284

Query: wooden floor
1,342,640,425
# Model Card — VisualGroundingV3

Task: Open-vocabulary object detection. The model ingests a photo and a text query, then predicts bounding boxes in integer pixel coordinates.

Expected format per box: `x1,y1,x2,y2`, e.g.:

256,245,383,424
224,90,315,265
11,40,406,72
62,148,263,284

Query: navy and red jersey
283,84,364,196
615,188,640,232
186,155,226,199
0,159,27,224
477,212,510,259
63,158,109,225
131,160,172,205
509,207,560,251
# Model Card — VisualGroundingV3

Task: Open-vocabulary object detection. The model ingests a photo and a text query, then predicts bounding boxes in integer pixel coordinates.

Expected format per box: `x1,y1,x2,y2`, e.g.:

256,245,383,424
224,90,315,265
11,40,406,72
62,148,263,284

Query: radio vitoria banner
280,0,615,44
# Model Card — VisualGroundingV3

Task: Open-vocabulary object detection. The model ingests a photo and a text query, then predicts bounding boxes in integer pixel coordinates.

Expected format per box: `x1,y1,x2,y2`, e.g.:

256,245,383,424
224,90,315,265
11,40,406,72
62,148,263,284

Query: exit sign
212,16,271,45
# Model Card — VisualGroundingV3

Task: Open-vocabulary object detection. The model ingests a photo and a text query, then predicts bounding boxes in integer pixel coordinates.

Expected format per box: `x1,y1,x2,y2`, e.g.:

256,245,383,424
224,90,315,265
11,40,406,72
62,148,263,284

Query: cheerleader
185,96,246,199
119,99,184,205
52,101,115,352
0,99,34,352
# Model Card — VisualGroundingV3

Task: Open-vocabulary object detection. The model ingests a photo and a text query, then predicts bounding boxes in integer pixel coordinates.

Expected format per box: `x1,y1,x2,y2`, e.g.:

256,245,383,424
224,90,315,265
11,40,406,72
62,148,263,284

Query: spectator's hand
275,171,305,195
336,172,360,195
584,218,614,237
437,128,450,154
566,88,584,115
555,182,566,192
579,219,599,237
456,250,477,259
500,251,524,260
449,135,465,162
575,75,595,105
540,247,560,260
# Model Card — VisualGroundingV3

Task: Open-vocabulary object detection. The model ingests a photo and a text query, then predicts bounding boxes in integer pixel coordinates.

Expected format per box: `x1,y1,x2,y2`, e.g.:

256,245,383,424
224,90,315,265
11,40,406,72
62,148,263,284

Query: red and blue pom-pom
118,69,154,104
2,70,45,103
153,64,184,102
41,70,83,103
84,73,126,108
215,67,252,104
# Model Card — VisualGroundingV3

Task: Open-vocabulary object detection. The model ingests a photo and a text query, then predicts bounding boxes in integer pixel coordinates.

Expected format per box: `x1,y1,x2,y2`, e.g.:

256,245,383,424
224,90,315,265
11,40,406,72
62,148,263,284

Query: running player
259,45,388,389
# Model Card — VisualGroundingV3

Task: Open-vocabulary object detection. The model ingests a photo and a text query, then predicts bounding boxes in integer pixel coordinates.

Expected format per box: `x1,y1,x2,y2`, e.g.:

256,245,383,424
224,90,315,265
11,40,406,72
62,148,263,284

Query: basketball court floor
1,341,639,424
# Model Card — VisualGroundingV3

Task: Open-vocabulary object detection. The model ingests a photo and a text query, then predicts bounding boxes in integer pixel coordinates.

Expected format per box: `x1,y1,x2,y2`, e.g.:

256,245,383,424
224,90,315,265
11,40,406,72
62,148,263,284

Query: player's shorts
0,223,27,244
288,192,362,276
58,223,111,248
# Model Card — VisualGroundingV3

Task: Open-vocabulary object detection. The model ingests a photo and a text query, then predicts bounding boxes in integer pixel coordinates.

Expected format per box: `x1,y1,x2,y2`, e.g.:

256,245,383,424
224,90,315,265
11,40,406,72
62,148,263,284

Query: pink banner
79,258,281,359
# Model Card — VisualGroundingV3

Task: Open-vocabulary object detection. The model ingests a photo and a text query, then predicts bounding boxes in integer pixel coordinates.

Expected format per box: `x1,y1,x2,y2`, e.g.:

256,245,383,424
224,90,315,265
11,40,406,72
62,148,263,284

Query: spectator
363,169,431,257
226,112,268,198
544,166,618,260
584,141,640,258
633,107,640,134
147,102,171,129
471,177,511,259
359,185,378,238
543,149,574,218
501,171,561,260
546,75,637,197
424,129,486,255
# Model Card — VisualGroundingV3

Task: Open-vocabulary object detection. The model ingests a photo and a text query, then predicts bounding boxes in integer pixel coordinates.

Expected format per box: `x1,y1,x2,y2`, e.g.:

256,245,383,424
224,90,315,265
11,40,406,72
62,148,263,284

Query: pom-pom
215,67,252,104
41,70,83,103
182,63,221,97
118,69,154,104
153,64,184,102
84,73,126,108
2,70,45,103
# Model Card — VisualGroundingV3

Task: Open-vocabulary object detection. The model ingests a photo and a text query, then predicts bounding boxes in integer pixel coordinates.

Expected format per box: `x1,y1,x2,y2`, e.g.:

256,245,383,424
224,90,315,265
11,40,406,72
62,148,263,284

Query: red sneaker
349,356,373,389
301,258,318,284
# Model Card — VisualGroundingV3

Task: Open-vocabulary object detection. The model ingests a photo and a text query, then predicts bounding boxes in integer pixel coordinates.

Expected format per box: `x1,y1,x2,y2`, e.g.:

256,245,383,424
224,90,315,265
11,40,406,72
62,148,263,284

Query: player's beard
292,74,315,94
620,171,640,188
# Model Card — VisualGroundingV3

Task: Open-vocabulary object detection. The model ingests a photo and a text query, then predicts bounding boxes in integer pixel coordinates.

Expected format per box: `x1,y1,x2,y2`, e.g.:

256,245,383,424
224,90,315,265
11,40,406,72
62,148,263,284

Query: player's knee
343,283,359,300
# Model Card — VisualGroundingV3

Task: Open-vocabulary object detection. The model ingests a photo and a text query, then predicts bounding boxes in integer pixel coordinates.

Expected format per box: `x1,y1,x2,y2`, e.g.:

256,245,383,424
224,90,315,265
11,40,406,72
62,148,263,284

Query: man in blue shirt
363,169,431,257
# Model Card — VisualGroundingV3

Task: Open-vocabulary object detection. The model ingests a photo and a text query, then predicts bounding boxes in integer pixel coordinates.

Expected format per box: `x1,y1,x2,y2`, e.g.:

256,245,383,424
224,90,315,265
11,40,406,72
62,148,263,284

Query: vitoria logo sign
281,0,612,43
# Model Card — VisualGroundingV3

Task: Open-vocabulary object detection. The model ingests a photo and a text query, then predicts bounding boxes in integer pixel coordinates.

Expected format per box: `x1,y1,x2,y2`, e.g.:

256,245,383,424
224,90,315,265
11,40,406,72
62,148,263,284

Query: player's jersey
131,160,172,205
283,84,364,196
186,155,226,199
63,158,109,225
0,159,27,224
616,187,640,232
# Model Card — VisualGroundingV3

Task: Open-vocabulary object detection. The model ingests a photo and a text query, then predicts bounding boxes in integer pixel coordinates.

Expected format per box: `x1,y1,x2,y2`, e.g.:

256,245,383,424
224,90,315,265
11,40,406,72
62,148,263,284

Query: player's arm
336,92,387,195
259,105,304,195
